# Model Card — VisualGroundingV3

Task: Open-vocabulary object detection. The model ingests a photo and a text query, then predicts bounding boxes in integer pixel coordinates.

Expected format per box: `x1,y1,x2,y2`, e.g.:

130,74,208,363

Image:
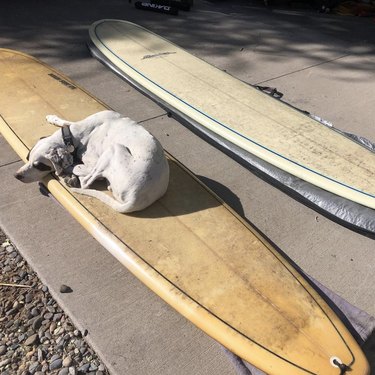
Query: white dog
15,110,170,213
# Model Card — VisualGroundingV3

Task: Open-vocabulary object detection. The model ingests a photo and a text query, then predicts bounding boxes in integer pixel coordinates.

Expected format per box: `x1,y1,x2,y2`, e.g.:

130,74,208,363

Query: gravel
0,229,109,375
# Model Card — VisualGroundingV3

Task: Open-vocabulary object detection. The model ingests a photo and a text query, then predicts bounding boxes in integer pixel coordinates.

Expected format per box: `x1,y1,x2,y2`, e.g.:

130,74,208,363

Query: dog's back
79,115,170,213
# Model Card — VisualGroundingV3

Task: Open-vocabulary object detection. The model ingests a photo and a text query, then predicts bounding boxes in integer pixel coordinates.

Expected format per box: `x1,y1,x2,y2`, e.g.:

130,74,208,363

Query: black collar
61,125,75,153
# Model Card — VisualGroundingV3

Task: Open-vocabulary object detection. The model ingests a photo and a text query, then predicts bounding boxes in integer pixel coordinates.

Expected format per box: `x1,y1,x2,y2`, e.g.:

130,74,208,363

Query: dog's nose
14,173,24,181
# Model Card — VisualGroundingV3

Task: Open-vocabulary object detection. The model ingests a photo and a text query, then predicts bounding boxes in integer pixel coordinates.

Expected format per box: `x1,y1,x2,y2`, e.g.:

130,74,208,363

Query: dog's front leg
71,164,90,189
62,174,80,188
72,164,90,177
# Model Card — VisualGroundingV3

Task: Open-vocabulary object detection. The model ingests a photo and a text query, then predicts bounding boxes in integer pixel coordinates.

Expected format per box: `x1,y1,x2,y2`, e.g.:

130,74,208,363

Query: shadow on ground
1,0,374,84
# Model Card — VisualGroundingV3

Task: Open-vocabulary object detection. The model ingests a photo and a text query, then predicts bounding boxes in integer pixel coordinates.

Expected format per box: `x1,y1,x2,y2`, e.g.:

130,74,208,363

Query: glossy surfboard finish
0,49,369,375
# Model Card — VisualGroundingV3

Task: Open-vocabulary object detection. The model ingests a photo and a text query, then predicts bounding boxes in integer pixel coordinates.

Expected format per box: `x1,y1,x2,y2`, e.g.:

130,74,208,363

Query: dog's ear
45,147,74,176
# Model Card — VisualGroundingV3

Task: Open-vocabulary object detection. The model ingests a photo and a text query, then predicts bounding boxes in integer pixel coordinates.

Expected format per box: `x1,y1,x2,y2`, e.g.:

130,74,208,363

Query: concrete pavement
0,0,374,373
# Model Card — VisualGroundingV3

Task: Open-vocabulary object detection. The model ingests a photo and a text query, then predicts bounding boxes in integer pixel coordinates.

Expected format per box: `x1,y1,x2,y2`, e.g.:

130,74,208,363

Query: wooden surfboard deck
88,19,375,211
0,49,369,375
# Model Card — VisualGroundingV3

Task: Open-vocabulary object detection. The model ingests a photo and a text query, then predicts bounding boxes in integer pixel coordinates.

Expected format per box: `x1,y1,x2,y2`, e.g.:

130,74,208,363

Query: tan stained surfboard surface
0,49,369,375
89,19,375,211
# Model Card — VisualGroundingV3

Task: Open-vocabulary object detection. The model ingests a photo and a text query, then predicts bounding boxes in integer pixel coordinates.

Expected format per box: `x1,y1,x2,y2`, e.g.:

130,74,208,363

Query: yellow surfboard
88,19,375,212
0,49,369,375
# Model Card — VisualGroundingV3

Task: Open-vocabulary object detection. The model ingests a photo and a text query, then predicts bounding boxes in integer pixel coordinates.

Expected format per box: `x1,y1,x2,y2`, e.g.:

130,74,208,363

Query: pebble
19,270,27,279
32,316,43,330
58,368,70,375
89,363,98,371
3,264,11,272
28,361,41,373
60,284,73,293
0,235,109,375
80,348,87,356
54,313,63,321
40,337,49,344
0,344,7,355
24,334,39,346
54,326,64,335
5,245,15,253
50,358,63,371
51,353,61,362
30,307,40,317
0,358,11,367
75,339,82,348
41,364,49,372
49,321,57,334
98,363,105,371
25,293,33,303
62,355,73,367
6,307,19,316
73,329,81,337
44,312,53,320
78,363,90,373
25,348,35,359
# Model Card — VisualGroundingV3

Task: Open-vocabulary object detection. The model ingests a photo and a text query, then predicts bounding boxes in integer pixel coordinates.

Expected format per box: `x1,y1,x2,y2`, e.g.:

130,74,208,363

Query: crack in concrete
255,53,352,85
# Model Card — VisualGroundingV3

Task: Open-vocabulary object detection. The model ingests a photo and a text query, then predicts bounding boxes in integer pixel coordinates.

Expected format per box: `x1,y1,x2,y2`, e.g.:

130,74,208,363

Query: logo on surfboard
48,73,76,90
139,2,171,10
134,2,179,14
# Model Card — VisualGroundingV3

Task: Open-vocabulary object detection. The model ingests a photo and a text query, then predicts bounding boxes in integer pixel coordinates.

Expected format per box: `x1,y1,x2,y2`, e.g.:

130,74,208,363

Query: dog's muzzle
14,173,23,181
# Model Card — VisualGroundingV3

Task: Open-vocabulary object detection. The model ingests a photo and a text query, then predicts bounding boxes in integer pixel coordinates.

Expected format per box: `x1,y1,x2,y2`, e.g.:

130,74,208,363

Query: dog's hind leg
70,188,138,213
46,115,74,127
79,153,111,189
79,144,132,189
47,111,122,127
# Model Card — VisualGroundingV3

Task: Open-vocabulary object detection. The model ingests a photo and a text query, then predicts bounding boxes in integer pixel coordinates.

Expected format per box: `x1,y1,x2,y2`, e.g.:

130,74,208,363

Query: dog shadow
197,175,245,218
55,159,244,219
130,160,244,219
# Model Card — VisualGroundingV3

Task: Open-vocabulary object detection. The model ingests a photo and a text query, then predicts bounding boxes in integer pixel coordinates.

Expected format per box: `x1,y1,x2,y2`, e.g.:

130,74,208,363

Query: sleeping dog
14,110,169,213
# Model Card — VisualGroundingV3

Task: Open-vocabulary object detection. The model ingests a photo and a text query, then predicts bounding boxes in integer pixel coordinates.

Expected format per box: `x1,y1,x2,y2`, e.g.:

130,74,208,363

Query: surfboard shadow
130,160,244,219
197,175,245,218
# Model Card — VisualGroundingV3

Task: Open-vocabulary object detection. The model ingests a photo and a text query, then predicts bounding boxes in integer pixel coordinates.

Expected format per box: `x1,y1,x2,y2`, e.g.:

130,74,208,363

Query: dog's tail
70,188,139,213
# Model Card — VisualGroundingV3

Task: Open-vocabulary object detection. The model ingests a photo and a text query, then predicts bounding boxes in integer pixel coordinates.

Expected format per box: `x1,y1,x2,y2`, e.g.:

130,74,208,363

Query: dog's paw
72,164,88,177
63,174,80,188
46,115,64,127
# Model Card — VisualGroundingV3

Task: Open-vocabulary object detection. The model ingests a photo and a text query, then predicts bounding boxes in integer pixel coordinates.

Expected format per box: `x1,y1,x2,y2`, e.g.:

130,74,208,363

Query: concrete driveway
0,0,374,373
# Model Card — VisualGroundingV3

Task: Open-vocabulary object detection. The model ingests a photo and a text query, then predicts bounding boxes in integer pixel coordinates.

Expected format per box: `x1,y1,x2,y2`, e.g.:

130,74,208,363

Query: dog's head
15,135,74,183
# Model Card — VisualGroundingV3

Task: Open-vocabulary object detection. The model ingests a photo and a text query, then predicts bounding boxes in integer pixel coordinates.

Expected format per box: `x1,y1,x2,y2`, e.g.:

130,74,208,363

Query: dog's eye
33,161,52,171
